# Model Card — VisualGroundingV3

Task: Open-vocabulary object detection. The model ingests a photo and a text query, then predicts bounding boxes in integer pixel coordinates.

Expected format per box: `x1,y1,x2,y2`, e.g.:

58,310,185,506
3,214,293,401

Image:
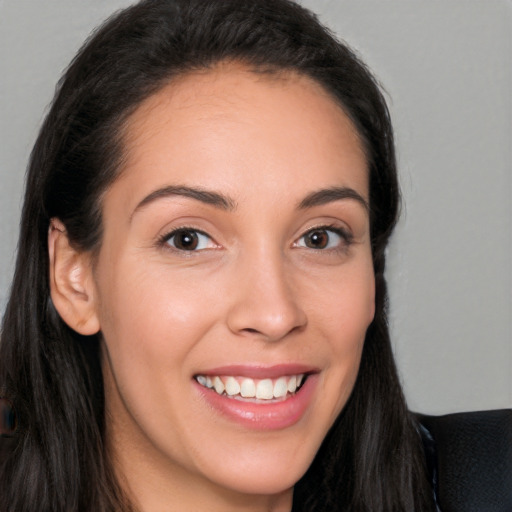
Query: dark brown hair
0,1,433,510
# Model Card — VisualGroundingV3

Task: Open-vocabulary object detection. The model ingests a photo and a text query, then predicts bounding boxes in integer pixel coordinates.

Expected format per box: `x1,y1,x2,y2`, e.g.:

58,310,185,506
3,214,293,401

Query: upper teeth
195,374,305,400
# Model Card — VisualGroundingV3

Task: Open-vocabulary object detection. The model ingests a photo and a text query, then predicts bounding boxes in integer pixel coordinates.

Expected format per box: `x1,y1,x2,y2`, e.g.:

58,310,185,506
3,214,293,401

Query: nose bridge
226,242,307,341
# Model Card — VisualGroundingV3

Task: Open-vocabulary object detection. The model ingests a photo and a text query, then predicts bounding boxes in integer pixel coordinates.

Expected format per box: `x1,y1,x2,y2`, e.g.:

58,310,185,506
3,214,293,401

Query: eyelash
157,224,353,253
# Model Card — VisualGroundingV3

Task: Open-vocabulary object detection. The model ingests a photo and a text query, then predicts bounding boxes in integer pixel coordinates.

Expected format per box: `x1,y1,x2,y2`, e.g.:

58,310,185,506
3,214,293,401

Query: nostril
243,328,260,335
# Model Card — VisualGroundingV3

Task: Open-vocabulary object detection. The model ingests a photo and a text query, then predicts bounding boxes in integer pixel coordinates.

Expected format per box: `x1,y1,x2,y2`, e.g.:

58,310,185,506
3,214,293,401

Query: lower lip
194,375,318,430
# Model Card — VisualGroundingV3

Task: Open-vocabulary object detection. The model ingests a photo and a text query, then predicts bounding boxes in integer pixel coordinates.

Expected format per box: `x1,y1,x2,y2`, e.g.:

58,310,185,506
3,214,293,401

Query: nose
226,250,307,342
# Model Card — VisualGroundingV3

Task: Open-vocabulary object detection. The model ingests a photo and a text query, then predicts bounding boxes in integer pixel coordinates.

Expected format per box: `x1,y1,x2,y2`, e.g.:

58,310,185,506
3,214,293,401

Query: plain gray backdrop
0,0,511,415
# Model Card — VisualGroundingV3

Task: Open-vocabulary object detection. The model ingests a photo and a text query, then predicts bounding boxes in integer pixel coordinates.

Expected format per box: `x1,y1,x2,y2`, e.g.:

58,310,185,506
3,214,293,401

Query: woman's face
90,65,374,505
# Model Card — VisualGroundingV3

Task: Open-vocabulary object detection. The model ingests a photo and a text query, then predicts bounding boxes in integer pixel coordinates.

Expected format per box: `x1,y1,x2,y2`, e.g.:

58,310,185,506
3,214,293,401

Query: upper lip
194,364,319,379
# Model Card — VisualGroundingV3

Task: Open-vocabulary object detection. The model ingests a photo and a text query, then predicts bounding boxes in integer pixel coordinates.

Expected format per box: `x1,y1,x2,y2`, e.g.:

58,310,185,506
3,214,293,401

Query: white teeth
196,373,308,399
256,379,274,399
213,376,224,395
225,376,241,396
273,377,288,398
240,378,256,398
287,375,297,393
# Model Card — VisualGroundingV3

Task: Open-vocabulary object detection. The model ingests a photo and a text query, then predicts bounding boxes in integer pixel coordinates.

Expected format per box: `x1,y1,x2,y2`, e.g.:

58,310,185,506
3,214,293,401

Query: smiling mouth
194,374,307,401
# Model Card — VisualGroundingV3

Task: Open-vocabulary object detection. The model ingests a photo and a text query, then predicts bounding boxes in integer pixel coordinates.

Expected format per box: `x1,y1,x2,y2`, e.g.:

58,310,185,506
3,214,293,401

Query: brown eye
173,230,198,250
304,229,330,249
297,227,350,251
164,229,215,251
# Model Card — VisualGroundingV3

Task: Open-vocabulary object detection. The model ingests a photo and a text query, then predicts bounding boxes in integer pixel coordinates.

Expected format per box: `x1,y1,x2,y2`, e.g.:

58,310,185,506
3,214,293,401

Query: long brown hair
0,1,433,510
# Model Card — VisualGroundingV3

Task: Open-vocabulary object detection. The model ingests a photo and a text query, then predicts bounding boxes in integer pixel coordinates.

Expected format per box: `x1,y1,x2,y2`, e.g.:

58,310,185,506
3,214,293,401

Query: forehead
115,63,369,206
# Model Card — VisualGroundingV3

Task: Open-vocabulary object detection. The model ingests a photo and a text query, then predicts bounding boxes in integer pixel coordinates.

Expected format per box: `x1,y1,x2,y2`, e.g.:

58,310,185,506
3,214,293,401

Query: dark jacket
418,409,512,512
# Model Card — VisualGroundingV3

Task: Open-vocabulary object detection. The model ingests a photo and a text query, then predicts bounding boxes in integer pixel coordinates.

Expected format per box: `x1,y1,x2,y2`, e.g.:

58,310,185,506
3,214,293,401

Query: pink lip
193,366,319,431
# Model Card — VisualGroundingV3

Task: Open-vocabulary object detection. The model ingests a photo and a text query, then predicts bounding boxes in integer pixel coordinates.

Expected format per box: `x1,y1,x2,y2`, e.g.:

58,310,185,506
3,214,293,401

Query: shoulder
415,409,512,512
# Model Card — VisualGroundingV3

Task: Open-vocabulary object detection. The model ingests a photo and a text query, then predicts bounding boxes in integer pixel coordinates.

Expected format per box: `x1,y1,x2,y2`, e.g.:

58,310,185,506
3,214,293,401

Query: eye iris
305,229,329,249
174,230,199,250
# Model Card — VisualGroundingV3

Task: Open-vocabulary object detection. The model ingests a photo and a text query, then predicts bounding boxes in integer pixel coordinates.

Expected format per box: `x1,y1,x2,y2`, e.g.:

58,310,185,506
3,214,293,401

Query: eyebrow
131,185,237,219
131,184,369,220
298,186,369,212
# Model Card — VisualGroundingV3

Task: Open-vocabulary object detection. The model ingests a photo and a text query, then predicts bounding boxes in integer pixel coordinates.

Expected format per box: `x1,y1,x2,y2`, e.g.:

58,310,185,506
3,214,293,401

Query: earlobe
48,219,100,335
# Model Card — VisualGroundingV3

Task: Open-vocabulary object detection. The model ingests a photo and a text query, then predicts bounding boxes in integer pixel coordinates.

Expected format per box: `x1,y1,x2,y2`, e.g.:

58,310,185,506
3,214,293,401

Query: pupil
176,230,198,250
307,230,328,249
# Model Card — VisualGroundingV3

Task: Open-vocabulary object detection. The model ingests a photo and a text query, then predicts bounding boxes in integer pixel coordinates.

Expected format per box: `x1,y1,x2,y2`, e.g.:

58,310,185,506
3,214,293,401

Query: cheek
310,261,375,340
309,262,374,406
98,257,214,341
94,256,231,404
96,260,218,431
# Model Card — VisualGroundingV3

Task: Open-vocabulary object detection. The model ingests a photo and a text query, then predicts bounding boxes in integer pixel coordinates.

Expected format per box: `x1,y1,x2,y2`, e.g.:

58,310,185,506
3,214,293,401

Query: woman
0,0,436,510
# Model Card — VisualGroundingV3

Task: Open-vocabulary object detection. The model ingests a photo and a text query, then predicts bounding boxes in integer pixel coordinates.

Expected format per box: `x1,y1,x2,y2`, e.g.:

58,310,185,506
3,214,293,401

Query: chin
200,444,316,496
215,470,301,496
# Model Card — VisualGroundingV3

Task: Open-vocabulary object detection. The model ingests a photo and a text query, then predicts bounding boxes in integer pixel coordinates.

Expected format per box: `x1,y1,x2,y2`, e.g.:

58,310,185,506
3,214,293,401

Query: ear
48,219,100,335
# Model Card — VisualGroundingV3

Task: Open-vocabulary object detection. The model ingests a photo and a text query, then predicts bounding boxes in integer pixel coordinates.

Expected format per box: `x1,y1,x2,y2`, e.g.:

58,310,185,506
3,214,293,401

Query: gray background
0,1,510,415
